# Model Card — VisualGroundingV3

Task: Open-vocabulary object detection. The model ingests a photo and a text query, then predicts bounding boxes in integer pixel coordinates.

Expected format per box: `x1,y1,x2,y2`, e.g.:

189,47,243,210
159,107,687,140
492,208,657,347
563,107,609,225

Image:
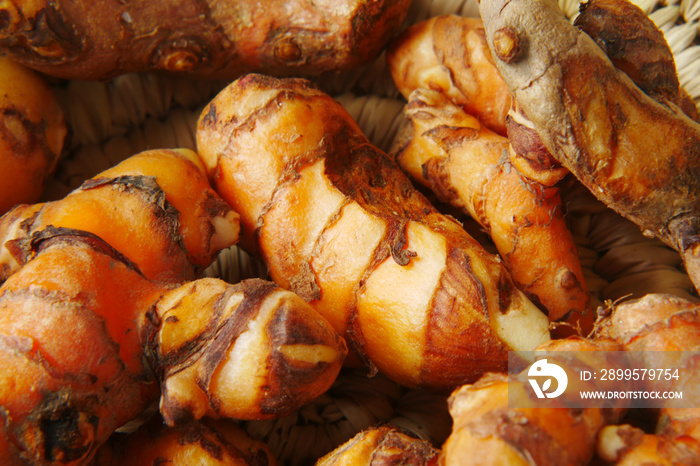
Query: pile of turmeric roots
1,0,700,464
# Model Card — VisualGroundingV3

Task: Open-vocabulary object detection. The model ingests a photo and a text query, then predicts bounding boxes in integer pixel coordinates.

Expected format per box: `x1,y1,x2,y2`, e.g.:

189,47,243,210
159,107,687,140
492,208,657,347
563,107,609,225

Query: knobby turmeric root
442,294,700,466
596,424,700,465
574,0,699,121
0,230,162,465
149,276,347,426
440,371,621,466
503,0,697,186
442,291,700,466
505,99,569,188
386,13,569,186
387,15,510,136
593,294,700,465
315,425,439,466
440,335,627,466
0,56,66,215
390,88,590,328
594,293,700,353
94,417,279,466
0,148,239,283
0,229,346,465
0,0,410,80
196,73,550,391
593,294,700,451
478,0,700,294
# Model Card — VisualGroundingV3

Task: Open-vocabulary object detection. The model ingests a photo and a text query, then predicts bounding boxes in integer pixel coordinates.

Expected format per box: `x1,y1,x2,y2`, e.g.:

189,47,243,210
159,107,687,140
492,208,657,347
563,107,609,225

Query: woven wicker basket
40,0,700,464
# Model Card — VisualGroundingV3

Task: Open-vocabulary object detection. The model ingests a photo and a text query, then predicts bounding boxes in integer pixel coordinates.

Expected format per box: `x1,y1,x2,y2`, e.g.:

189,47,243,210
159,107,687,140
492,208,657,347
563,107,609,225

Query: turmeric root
387,15,511,136
594,293,700,353
0,0,410,80
386,13,568,185
588,295,700,465
573,0,699,121
0,56,66,215
513,295,700,465
0,230,162,465
148,277,347,425
390,87,589,327
478,0,700,294
596,424,700,465
315,425,439,466
0,229,346,465
593,294,700,449
0,148,240,283
505,100,569,188
439,293,700,465
440,367,623,466
439,332,637,465
196,73,550,391
94,417,278,466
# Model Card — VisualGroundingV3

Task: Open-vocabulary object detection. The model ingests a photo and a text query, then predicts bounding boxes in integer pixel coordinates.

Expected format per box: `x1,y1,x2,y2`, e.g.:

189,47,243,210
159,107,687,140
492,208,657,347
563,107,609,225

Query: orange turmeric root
316,425,439,466
574,0,699,121
390,88,589,328
440,333,634,465
0,230,161,465
94,417,279,466
149,277,347,426
596,424,700,465
0,56,67,215
0,0,410,80
479,0,700,295
592,294,700,465
196,73,551,391
594,293,700,353
386,14,570,186
387,15,510,136
592,294,700,453
439,294,700,465
0,229,346,465
505,99,569,188
440,368,623,466
0,148,240,283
